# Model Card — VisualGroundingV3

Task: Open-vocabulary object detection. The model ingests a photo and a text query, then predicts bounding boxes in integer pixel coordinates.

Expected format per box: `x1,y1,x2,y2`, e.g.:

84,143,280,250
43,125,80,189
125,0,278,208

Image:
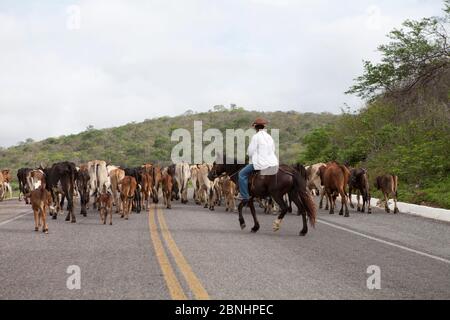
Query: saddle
249,166,279,190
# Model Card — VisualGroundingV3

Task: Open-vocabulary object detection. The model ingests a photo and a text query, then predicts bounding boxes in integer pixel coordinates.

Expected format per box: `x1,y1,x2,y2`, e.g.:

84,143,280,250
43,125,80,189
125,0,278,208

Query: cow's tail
293,170,316,227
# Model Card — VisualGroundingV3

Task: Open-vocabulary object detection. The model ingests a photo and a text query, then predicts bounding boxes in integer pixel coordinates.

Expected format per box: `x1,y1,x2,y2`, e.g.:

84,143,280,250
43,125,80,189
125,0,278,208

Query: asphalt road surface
0,194,449,300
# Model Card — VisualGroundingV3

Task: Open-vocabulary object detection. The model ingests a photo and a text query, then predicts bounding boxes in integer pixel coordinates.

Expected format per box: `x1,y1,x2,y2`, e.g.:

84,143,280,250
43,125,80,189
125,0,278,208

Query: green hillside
0,109,338,171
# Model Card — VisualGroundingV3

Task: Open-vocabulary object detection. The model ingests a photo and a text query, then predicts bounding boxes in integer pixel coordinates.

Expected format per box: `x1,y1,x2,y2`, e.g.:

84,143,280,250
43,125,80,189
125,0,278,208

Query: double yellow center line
148,204,210,300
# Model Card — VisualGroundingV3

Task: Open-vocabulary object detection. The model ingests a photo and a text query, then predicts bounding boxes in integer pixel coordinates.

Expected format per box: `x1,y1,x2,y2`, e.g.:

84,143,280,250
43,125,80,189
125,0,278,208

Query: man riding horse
208,117,316,236
237,117,279,204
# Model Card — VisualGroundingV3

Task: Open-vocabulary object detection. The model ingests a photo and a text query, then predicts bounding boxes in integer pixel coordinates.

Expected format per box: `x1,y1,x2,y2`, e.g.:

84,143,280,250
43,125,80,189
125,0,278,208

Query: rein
227,169,241,179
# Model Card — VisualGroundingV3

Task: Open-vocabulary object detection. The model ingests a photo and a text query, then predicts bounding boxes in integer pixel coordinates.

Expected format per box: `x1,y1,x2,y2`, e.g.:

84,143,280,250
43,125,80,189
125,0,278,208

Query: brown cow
96,187,113,225
375,175,399,214
162,167,174,209
31,185,52,234
152,165,163,203
319,162,351,217
110,168,125,213
141,164,154,210
119,176,137,220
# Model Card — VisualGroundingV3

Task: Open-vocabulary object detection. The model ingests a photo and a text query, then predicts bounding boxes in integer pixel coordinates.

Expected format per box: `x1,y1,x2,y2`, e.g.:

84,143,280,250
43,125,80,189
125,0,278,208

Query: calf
222,176,236,212
197,164,215,210
319,162,351,217
213,177,223,207
109,168,125,213
31,185,52,234
349,168,372,214
96,187,113,225
120,176,137,220
162,167,174,209
375,175,399,214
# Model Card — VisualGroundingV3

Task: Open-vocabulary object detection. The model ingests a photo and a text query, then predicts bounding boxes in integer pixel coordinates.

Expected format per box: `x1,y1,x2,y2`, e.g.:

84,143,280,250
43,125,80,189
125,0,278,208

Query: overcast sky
0,0,444,147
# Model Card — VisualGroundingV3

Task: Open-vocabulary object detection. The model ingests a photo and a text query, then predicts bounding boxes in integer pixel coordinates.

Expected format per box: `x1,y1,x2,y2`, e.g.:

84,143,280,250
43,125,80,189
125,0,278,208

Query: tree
347,1,450,99
213,105,227,112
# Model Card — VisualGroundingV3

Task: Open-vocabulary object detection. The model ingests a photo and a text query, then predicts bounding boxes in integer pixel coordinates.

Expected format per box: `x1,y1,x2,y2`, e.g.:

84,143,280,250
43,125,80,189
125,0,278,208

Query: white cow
190,165,201,205
87,160,111,208
306,163,329,210
174,162,191,204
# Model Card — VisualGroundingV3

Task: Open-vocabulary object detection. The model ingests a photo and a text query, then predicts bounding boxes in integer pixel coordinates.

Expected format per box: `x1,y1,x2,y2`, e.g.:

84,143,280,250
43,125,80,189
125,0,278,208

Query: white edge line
0,212,31,227
317,219,450,265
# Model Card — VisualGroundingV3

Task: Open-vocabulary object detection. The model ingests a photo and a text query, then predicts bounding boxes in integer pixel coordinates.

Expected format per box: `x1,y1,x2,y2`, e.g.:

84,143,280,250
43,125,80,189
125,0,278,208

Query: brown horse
208,157,316,236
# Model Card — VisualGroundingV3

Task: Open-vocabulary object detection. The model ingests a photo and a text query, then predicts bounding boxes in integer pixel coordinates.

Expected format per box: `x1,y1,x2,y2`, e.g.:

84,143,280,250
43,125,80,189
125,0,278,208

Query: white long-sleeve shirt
247,130,279,170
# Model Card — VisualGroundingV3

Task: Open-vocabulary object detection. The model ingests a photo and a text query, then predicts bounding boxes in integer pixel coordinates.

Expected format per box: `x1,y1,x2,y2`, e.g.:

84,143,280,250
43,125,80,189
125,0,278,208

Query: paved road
0,195,449,300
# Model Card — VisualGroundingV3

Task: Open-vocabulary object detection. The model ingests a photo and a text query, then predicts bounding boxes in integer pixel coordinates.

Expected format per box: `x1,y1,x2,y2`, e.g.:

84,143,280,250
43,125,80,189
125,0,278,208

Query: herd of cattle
0,161,400,234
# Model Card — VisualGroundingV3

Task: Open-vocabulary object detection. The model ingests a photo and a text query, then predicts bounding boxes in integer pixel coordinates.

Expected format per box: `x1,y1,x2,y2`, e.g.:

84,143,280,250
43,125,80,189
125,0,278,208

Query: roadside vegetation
300,1,450,208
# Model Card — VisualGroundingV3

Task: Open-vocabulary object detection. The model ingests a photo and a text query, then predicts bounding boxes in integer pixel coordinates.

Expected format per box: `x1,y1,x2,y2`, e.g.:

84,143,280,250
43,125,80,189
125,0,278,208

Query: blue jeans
238,164,254,200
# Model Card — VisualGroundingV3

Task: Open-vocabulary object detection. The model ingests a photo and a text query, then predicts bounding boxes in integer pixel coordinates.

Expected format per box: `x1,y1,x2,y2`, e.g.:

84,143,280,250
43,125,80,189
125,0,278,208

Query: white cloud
0,0,445,147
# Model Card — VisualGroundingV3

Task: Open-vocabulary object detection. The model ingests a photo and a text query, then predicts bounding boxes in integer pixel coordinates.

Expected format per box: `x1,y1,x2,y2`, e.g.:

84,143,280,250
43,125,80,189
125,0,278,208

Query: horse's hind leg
290,192,308,236
248,200,260,233
272,194,288,232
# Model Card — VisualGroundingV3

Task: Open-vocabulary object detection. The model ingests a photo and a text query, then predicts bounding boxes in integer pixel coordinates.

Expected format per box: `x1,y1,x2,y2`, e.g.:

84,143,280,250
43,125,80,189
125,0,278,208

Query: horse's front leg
248,200,260,233
237,201,247,230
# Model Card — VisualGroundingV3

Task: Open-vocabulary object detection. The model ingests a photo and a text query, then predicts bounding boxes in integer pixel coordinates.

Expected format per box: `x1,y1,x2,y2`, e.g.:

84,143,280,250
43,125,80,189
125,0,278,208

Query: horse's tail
293,171,317,227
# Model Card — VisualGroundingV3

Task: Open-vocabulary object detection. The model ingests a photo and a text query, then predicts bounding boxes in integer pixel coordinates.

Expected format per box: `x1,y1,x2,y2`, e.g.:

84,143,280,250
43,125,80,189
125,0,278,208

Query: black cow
43,161,77,222
123,167,143,213
349,168,372,214
17,168,32,204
